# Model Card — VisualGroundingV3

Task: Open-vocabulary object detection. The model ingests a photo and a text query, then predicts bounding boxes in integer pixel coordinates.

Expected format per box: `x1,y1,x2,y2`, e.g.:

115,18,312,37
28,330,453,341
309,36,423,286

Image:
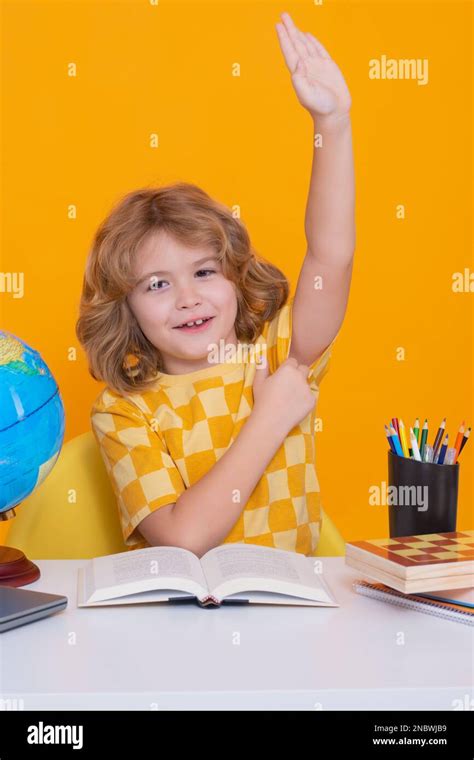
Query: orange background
1,0,472,547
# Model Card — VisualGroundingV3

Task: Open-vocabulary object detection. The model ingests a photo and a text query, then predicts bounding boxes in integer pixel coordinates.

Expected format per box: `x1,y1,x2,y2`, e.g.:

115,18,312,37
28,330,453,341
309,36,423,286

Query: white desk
0,557,472,710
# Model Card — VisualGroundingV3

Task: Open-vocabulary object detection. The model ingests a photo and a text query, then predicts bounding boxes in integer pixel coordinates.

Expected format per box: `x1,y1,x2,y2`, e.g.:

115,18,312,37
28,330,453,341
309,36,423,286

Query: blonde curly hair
76,181,289,395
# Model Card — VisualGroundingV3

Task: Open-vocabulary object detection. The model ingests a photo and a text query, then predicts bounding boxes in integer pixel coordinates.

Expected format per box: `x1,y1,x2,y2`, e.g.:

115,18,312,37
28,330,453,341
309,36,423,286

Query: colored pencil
436,433,449,464
398,419,410,458
385,425,396,453
410,428,422,461
458,427,471,457
453,421,465,463
389,424,403,456
413,418,420,445
419,419,429,460
432,418,446,462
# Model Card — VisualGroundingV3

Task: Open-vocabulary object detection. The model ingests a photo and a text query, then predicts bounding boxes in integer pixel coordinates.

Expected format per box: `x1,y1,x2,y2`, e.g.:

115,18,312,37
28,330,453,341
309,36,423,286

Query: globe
0,330,65,514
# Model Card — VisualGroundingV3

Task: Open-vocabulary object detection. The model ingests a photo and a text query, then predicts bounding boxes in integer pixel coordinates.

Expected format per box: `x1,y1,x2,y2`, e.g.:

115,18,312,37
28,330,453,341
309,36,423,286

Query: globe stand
0,509,41,587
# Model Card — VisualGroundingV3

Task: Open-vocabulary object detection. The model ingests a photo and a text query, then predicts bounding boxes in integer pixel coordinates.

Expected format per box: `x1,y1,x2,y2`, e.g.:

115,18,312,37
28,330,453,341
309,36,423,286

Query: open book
77,543,339,608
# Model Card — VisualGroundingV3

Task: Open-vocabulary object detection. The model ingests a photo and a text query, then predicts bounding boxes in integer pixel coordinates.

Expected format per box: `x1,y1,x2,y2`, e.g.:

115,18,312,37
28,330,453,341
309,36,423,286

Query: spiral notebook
353,580,474,626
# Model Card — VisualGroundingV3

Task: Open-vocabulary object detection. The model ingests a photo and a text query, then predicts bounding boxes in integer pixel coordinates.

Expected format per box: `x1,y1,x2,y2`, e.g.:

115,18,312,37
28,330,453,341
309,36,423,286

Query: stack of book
345,530,474,626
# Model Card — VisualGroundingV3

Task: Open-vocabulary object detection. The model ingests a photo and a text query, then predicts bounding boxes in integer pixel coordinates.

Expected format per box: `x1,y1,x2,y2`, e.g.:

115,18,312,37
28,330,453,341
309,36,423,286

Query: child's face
127,229,239,375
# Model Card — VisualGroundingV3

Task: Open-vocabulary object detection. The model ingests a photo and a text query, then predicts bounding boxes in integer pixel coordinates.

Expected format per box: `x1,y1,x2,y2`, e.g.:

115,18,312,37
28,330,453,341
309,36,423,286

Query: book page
77,569,196,607
224,591,331,606
82,546,208,604
200,544,336,604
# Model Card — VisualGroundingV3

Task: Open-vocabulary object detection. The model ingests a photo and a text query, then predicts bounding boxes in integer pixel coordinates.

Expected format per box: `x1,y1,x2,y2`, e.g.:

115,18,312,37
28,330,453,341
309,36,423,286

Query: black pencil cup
387,450,459,538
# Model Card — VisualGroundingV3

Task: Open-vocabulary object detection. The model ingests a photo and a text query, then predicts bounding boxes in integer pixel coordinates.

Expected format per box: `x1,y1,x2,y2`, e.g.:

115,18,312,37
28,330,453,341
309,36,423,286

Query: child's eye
147,278,167,291
196,269,216,277
147,269,216,292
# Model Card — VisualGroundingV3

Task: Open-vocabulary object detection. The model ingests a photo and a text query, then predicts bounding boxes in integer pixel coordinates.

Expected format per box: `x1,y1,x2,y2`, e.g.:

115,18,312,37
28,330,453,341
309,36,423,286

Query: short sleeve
265,295,338,392
91,392,186,547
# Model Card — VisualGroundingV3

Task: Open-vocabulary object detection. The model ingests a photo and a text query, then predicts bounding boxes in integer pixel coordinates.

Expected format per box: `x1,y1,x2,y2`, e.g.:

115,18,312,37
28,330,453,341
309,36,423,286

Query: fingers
277,12,332,64
280,12,310,61
305,31,331,61
275,22,299,73
287,357,311,383
284,356,309,372
295,26,313,58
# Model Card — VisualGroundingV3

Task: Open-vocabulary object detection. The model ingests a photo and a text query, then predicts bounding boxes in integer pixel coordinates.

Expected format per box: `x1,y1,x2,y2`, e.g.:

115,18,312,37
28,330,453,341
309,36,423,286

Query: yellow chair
5,431,345,559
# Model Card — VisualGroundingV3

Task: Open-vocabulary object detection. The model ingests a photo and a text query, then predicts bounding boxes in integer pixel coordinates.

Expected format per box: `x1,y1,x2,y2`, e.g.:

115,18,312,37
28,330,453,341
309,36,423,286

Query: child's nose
175,284,202,308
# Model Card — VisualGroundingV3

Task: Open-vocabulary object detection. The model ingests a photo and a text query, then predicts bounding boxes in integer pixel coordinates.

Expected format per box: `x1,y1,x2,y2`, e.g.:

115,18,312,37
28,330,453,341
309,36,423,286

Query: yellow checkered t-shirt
91,295,337,557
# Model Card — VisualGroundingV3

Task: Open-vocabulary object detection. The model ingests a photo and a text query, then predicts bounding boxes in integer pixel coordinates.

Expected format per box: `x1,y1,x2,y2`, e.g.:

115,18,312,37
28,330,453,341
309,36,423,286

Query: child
76,13,355,558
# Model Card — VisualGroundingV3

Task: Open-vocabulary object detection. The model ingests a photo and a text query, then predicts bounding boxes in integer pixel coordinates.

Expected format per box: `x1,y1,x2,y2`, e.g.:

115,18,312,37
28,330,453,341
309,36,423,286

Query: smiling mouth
173,316,215,330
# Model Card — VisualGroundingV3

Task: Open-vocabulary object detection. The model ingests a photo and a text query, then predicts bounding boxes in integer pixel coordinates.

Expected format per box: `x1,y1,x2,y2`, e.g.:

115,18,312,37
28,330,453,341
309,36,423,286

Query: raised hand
275,12,351,122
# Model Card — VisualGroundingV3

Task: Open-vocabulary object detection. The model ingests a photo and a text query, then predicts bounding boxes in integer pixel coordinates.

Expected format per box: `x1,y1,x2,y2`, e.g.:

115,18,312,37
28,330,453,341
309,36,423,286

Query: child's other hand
275,12,351,124
252,357,316,435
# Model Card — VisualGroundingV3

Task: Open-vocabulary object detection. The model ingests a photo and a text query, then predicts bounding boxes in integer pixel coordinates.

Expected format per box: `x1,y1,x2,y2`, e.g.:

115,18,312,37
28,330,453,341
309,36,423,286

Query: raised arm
276,12,355,365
